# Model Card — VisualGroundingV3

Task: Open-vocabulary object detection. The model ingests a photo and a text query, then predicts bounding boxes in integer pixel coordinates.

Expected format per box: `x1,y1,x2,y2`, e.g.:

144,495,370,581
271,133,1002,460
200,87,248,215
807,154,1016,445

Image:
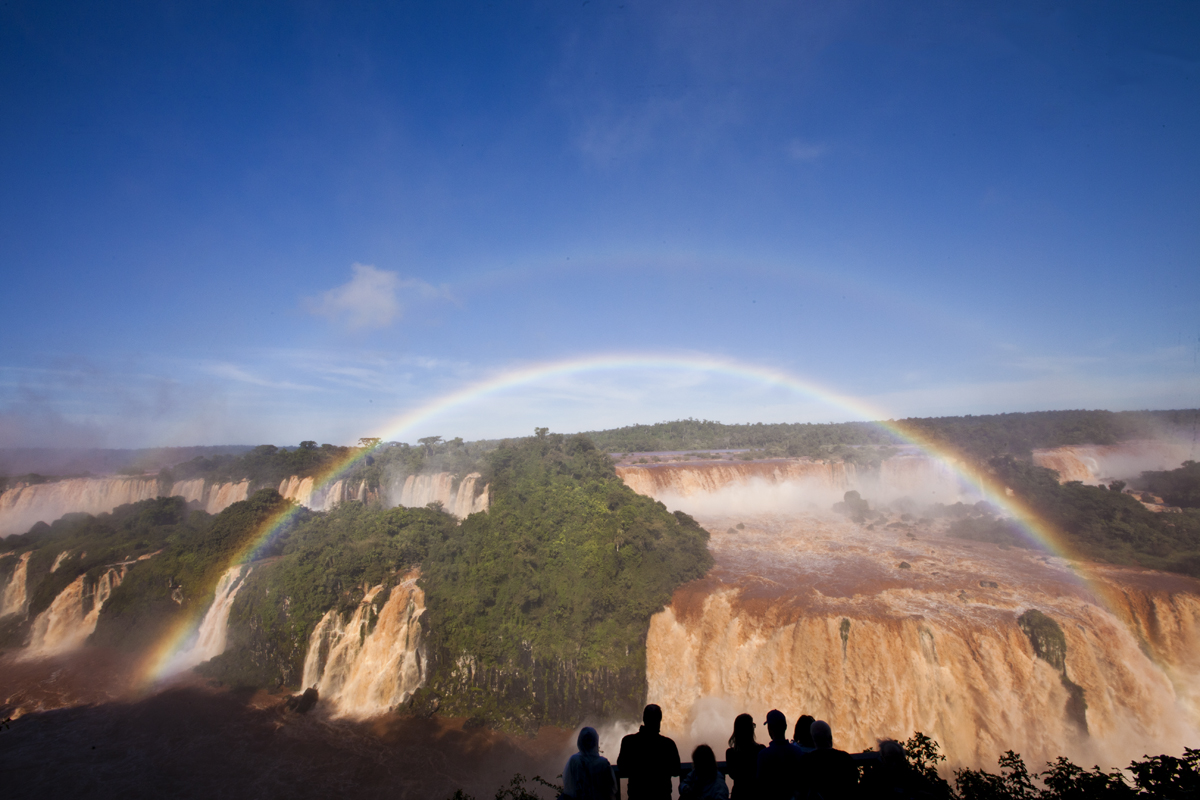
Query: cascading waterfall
393,472,488,519
50,550,71,572
617,456,977,516
26,565,125,655
1,551,32,617
1031,441,1193,486
0,476,161,535
165,565,251,673
301,572,426,718
621,460,1200,770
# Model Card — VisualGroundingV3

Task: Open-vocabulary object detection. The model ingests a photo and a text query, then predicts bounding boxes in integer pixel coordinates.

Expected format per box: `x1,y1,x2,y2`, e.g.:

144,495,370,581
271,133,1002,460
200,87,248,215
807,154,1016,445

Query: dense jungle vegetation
2,430,712,728
585,409,1198,461
0,492,297,650
902,733,1200,800
945,457,1200,577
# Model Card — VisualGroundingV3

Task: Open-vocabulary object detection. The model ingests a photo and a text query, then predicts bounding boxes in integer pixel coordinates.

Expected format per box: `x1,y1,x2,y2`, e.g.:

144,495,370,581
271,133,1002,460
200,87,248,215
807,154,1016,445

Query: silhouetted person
564,726,618,800
799,720,858,800
618,704,681,800
725,713,766,800
680,744,729,800
756,709,804,800
857,740,937,800
793,714,817,753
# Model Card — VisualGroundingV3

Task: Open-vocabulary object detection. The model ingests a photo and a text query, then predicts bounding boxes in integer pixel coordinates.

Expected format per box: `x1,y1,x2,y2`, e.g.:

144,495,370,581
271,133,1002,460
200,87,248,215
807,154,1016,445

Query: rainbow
139,352,1113,684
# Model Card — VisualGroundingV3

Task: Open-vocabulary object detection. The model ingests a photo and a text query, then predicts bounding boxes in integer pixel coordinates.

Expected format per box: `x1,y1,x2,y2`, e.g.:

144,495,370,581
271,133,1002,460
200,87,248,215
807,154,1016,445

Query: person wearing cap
799,719,859,799
618,704,681,800
755,709,804,800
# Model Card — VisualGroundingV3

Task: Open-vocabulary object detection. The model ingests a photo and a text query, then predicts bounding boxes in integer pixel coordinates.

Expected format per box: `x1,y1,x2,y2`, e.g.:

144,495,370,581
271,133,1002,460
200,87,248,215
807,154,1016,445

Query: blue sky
2,1,1198,448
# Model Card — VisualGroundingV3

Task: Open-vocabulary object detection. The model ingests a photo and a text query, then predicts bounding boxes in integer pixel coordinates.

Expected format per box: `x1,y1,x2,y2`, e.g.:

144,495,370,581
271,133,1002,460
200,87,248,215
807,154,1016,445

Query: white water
301,572,427,718
1,552,32,617
392,473,489,519
164,565,251,674
26,565,125,655
50,550,71,573
0,477,161,536
1032,441,1195,486
277,476,362,512
617,456,977,517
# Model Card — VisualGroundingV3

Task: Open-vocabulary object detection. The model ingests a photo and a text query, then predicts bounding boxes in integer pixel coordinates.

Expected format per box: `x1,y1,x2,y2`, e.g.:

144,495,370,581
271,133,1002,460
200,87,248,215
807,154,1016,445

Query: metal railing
614,751,881,779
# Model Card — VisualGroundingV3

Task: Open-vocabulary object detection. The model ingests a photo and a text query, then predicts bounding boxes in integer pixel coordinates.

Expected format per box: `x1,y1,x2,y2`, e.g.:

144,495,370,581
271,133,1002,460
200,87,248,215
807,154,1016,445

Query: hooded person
679,744,729,800
618,704,681,800
563,727,618,800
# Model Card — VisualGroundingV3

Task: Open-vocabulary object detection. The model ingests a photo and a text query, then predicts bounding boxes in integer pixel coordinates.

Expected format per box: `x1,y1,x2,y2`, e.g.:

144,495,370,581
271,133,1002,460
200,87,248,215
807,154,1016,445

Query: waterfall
50,550,71,573
0,476,161,535
1032,441,1194,486
394,472,488,519
640,510,1200,771
617,457,975,516
201,481,251,514
1,552,32,617
26,565,125,655
301,572,426,718
169,478,207,504
166,565,251,673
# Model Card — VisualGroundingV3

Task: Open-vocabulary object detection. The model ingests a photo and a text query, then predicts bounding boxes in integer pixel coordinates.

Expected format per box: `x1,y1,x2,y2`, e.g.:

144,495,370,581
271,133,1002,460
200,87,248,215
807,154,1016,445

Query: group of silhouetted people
561,704,937,800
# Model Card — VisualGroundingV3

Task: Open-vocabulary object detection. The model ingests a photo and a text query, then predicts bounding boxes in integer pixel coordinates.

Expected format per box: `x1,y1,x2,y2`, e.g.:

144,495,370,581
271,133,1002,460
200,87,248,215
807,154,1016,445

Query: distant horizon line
1,405,1198,452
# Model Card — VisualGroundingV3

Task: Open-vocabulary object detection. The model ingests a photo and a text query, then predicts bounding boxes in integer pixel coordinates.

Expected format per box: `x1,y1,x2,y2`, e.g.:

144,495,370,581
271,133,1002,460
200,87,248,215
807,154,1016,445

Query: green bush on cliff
93,490,299,652
1137,460,1200,509
419,430,713,716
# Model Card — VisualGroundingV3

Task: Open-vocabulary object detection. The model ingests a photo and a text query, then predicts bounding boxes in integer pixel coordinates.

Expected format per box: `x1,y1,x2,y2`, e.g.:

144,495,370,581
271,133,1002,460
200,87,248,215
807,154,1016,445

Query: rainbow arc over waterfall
139,352,1115,684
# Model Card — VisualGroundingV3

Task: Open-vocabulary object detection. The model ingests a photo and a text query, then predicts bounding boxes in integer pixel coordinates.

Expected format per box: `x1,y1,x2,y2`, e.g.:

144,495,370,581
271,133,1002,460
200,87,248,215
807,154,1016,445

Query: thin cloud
203,362,322,392
306,264,451,331
787,139,827,161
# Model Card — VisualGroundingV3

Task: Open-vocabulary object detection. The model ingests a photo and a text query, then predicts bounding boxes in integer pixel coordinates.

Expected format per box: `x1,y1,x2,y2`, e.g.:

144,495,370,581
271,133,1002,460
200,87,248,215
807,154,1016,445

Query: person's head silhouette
810,720,833,749
764,709,788,742
643,703,663,733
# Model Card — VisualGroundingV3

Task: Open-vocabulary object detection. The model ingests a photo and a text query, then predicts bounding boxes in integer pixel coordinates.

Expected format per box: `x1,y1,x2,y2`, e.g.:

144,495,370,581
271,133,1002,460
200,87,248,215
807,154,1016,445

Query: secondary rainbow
139,352,1114,684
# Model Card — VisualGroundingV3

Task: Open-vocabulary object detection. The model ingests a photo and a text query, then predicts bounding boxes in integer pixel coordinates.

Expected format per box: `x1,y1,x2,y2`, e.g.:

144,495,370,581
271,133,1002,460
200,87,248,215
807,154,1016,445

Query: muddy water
646,511,1200,770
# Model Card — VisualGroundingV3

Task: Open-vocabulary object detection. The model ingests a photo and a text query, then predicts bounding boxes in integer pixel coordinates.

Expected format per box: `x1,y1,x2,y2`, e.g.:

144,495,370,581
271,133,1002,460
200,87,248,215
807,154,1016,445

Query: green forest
0,429,710,728
942,457,1200,577
585,409,1198,461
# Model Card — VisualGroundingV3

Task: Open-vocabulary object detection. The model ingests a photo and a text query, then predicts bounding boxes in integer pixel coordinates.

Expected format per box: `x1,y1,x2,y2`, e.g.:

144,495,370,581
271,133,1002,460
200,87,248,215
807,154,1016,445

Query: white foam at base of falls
1,552,32,617
301,573,426,718
165,565,251,674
